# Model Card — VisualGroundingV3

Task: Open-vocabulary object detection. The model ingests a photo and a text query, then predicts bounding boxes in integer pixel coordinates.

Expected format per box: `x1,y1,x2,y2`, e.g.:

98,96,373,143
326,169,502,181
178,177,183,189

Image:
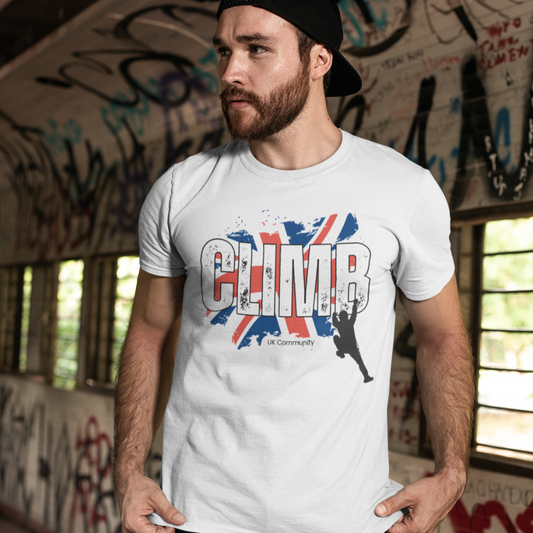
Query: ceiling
0,0,99,67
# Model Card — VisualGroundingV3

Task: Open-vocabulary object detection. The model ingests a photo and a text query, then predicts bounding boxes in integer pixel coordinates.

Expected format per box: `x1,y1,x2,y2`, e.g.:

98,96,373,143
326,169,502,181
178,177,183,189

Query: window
19,266,33,372
1,256,138,389
85,255,139,387
54,260,84,389
113,256,139,381
0,266,33,371
475,217,533,461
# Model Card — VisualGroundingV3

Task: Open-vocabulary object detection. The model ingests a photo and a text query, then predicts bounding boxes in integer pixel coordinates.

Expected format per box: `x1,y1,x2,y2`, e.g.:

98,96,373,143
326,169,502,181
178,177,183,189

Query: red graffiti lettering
69,416,114,529
448,498,524,533
487,21,510,38
388,427,418,445
516,500,533,533
392,405,420,421
390,381,421,400
487,18,520,38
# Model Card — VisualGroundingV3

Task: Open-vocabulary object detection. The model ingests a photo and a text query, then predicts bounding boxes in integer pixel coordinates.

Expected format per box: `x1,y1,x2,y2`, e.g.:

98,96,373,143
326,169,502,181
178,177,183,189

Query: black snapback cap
216,0,362,97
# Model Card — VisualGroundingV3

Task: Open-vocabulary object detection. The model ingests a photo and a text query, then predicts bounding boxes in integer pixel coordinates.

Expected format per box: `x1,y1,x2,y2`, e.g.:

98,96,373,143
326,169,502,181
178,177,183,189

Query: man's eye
250,46,267,54
217,48,230,57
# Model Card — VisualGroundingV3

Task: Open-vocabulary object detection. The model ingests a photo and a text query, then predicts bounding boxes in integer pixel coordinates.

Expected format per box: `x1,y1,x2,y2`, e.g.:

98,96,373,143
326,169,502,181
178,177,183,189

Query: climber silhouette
332,298,374,383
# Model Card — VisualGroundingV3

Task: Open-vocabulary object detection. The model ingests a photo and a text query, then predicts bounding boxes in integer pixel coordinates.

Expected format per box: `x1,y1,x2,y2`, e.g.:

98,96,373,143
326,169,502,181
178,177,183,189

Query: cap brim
326,49,362,97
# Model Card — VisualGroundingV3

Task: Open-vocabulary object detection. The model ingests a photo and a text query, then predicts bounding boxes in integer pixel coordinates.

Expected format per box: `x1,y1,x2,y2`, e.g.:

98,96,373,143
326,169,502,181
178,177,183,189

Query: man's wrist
113,461,146,491
433,466,468,496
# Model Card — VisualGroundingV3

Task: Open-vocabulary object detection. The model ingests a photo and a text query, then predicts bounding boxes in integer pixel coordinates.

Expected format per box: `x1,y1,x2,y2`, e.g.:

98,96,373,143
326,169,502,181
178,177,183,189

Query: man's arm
375,275,475,533
349,297,358,326
114,269,187,533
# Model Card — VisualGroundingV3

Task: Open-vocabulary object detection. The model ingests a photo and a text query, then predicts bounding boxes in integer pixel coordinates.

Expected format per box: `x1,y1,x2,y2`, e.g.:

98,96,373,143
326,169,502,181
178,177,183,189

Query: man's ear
310,43,333,82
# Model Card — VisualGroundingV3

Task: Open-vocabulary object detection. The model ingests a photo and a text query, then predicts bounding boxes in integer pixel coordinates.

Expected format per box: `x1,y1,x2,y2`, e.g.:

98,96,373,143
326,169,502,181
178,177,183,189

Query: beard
220,63,310,141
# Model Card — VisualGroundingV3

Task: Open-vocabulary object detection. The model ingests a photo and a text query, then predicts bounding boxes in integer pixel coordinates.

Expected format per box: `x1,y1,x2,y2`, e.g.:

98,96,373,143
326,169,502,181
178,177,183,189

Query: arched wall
1,0,532,265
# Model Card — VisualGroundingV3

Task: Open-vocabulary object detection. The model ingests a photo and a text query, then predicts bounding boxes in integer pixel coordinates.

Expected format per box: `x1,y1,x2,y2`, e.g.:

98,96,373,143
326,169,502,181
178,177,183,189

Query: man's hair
295,27,332,94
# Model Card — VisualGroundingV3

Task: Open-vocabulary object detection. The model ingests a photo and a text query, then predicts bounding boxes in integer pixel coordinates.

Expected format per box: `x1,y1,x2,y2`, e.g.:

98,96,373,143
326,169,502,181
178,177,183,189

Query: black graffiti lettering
452,4,477,42
104,115,151,239
34,76,73,89
56,50,197,107
53,423,72,531
402,76,436,168
0,385,74,530
121,54,194,106
0,108,151,258
334,94,366,135
353,0,374,25
451,58,533,207
424,0,479,45
40,5,218,107
164,129,224,169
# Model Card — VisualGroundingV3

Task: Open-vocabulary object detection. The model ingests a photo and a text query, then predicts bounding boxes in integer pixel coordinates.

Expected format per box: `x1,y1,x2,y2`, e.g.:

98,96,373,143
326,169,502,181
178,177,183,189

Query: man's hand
118,473,186,533
375,470,466,533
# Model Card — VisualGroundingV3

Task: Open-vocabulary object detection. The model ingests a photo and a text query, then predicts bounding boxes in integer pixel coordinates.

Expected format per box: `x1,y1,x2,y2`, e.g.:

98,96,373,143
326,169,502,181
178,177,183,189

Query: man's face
213,6,311,141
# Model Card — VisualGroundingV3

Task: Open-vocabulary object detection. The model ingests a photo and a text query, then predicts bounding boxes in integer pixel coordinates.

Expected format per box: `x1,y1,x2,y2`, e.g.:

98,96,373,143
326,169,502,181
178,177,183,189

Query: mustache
219,86,263,109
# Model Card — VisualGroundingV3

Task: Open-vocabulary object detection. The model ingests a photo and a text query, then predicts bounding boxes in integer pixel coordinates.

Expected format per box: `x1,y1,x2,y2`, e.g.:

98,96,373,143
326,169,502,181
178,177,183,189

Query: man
113,1,474,532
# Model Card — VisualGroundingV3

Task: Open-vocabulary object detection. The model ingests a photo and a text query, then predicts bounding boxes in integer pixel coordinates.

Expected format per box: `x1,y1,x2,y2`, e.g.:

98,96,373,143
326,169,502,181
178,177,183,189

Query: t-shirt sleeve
139,166,185,277
392,171,455,301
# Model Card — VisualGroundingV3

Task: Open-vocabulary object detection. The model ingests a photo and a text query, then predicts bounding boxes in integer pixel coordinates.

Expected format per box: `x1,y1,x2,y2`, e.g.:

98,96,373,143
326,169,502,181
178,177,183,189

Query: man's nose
220,53,246,87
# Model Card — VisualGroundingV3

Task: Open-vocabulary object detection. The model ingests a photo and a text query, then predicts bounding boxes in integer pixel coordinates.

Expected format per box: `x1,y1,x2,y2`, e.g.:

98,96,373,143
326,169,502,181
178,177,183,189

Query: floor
0,514,33,533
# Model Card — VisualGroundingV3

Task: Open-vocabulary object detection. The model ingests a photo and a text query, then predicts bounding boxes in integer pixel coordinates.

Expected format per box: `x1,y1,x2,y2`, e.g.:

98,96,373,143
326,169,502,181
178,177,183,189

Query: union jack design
205,213,363,349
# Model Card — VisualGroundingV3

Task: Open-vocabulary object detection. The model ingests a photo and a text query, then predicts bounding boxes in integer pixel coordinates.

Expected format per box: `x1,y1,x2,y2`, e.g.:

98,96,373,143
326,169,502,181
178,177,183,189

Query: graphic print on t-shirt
332,298,374,382
200,213,373,374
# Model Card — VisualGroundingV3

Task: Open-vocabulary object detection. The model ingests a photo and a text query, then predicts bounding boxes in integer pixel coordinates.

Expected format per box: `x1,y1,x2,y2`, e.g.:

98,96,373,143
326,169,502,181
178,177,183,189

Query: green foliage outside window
113,256,139,382
54,260,84,389
477,217,533,458
19,266,33,372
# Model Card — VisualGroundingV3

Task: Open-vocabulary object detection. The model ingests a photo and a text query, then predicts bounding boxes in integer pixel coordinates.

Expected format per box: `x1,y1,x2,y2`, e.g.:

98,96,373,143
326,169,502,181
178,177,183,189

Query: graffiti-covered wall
333,0,533,213
1,0,532,265
0,0,226,264
389,452,533,533
0,374,162,533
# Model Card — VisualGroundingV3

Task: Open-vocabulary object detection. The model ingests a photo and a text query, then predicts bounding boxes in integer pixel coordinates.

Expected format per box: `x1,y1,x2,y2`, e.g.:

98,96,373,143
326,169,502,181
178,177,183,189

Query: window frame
0,266,23,372
469,223,533,478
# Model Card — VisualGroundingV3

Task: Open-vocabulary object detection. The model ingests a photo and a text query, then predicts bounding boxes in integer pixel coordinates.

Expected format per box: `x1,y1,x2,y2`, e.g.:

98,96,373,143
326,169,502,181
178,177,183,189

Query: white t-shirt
140,130,454,533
